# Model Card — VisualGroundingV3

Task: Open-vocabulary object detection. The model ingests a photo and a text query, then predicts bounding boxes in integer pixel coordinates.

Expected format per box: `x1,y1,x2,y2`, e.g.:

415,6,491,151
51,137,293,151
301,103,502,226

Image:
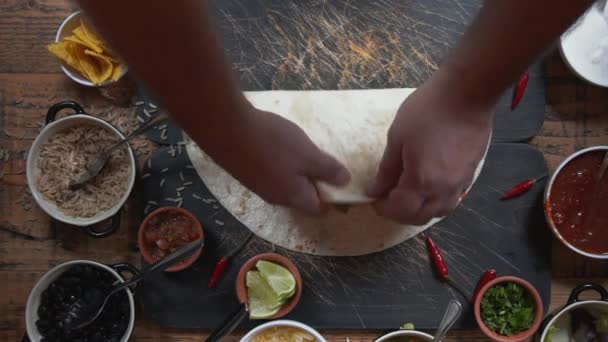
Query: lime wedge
246,271,283,319
256,260,296,299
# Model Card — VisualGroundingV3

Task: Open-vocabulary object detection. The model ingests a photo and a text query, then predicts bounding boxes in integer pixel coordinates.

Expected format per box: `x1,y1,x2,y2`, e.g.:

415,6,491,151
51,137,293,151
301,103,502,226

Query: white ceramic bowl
559,2,608,87
240,320,327,342
55,11,128,87
25,260,136,342
26,103,136,227
375,330,434,341
544,145,608,259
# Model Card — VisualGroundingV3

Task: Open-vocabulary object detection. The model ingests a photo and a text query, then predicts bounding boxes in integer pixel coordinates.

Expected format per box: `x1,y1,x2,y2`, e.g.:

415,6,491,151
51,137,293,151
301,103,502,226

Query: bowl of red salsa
138,207,204,272
545,146,608,259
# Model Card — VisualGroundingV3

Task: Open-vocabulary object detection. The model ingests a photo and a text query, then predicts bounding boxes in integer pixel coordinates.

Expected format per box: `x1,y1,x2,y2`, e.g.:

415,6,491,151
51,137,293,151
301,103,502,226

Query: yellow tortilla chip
84,49,114,83
63,35,88,48
111,63,124,81
47,41,84,74
79,19,106,49
72,26,103,54
71,47,102,83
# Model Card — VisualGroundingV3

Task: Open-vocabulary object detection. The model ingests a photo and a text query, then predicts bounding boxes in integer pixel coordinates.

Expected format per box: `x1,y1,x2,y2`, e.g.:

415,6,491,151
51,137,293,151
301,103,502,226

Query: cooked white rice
36,124,131,218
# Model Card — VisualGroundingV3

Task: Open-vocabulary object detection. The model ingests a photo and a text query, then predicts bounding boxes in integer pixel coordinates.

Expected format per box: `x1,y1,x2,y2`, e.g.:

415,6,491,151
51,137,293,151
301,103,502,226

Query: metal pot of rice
26,101,136,237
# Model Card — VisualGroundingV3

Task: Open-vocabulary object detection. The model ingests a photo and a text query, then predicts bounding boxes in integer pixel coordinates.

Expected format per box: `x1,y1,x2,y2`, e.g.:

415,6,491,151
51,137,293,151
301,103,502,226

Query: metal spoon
62,237,203,331
69,112,168,189
433,300,462,342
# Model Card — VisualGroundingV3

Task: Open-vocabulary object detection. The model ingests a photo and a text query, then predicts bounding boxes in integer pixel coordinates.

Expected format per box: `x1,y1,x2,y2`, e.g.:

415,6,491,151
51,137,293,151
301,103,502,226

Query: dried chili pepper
471,269,497,303
501,174,547,200
511,71,529,110
426,236,448,278
425,235,470,298
208,233,254,288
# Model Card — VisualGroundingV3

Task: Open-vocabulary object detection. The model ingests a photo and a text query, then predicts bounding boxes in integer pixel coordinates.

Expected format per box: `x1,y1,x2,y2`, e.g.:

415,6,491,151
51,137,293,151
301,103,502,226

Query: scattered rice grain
160,178,166,187
141,173,151,179
143,109,151,118
192,193,202,200
214,219,224,226
137,116,145,123
179,171,184,181
164,197,180,203
161,168,169,173
161,129,168,141
177,144,182,155
176,186,185,191
144,204,151,214
135,101,145,106
148,108,159,114
149,103,158,109
213,205,219,210
183,181,193,186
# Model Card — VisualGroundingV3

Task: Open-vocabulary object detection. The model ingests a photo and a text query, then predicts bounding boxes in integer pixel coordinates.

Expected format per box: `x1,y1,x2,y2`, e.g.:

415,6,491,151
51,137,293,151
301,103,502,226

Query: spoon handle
205,303,248,342
433,300,462,342
111,237,204,294
105,112,169,155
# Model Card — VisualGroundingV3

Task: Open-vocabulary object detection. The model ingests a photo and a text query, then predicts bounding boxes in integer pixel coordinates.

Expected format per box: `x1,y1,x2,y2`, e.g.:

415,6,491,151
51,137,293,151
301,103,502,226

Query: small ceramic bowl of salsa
138,207,204,272
544,146,608,259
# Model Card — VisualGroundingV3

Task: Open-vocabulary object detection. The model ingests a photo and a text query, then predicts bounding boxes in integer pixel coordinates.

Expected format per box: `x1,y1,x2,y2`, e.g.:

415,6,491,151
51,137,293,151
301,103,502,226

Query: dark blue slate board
137,143,551,330
136,0,545,145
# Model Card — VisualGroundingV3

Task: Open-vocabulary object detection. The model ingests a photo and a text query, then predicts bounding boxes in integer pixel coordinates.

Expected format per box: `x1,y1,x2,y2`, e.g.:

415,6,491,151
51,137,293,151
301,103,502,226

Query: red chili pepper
425,236,448,278
208,257,229,288
511,71,529,110
501,174,547,200
207,233,254,289
471,269,497,303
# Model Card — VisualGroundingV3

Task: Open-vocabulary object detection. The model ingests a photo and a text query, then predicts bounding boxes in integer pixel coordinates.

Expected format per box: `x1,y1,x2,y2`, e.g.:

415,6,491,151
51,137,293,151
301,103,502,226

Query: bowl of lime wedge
236,253,302,320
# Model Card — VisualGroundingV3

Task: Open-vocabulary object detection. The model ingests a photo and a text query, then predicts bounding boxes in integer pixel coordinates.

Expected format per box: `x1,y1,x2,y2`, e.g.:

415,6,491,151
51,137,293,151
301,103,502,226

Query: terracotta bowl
474,276,543,342
236,253,302,319
138,206,204,272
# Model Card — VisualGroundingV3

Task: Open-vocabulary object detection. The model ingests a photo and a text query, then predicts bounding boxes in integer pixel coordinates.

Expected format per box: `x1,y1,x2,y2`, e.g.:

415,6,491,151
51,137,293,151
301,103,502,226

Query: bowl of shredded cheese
240,320,326,342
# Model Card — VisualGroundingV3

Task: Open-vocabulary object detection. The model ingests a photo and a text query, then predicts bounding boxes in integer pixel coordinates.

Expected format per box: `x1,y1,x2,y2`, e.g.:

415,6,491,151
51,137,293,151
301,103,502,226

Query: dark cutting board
137,142,551,330
135,0,545,144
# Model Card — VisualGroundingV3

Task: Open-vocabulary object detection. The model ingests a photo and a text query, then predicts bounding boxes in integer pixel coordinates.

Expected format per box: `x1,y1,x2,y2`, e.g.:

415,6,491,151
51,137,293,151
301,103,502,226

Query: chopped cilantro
480,282,535,336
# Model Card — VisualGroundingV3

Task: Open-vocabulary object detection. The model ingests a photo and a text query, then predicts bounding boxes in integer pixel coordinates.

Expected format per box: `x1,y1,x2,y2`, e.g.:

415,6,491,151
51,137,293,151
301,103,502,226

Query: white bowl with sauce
26,101,136,232
544,146,608,259
240,320,326,342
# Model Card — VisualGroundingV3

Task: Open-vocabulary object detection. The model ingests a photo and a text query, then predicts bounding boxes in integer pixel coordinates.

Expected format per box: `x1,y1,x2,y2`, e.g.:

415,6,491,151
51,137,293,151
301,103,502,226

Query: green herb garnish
596,313,608,333
400,322,415,330
480,282,535,336
544,325,558,342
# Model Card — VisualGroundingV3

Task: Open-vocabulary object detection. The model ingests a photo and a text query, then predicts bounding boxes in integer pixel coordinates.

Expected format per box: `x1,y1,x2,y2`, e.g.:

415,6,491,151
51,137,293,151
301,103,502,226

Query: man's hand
369,71,492,225
211,106,350,214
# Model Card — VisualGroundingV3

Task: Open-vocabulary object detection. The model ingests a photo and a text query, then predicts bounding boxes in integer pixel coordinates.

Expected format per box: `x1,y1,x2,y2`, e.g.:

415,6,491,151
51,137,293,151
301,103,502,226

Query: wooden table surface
2,1,608,341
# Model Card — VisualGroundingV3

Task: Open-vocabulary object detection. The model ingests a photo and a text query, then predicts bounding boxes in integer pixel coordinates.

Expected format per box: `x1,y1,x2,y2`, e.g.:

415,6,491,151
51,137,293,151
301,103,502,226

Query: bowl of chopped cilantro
474,276,543,342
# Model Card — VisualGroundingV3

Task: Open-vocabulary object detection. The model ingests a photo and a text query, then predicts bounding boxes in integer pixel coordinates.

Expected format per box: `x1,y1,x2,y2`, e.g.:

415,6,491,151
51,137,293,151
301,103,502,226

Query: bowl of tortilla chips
48,11,127,87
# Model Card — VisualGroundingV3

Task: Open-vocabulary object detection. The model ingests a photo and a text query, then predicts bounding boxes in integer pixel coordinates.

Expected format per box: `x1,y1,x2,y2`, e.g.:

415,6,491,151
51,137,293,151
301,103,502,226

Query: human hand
210,106,350,214
369,71,493,224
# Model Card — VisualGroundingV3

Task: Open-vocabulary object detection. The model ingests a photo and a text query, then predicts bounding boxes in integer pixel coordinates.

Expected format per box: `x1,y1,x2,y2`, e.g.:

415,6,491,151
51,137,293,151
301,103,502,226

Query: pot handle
567,283,608,305
85,209,122,238
110,263,141,293
46,101,86,124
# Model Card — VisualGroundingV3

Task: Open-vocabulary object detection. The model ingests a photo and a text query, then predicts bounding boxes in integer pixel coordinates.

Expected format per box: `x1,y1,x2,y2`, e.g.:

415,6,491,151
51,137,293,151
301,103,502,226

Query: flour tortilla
186,88,488,256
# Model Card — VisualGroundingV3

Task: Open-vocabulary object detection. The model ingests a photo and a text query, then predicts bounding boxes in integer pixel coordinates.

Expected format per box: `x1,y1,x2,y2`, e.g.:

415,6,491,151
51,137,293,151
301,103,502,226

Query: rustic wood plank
0,0,76,73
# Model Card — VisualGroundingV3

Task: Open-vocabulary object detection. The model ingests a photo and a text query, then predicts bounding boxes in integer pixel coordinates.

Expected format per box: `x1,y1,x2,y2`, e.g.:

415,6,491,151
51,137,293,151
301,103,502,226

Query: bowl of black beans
25,260,136,342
